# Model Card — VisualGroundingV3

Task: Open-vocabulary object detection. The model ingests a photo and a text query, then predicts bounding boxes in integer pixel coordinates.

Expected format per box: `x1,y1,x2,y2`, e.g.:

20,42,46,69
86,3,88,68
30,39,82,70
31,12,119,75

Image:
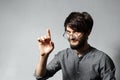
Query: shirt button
77,71,80,74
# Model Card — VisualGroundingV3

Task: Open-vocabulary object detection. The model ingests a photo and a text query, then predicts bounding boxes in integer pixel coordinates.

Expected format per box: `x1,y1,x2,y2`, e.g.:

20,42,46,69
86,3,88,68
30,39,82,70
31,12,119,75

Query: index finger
46,29,51,38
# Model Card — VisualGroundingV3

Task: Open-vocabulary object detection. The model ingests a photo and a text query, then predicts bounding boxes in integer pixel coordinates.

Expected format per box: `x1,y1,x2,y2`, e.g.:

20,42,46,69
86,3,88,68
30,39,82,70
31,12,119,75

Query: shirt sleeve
35,53,61,80
100,54,116,80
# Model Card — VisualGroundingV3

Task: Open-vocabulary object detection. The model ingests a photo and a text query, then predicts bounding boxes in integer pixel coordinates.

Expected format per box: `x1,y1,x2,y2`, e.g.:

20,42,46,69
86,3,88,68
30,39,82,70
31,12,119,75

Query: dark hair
64,12,93,34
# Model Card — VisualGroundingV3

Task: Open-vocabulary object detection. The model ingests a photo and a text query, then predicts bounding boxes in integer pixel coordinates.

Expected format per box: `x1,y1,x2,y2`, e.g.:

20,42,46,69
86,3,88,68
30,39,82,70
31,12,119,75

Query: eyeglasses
63,31,81,39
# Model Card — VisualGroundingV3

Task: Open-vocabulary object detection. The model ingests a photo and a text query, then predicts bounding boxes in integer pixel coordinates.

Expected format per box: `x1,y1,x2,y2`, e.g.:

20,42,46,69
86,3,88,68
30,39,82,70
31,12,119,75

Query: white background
0,0,120,80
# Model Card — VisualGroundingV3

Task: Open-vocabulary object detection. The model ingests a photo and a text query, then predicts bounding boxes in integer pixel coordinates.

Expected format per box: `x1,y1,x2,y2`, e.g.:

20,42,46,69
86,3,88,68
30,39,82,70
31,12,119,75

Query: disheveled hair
64,12,93,34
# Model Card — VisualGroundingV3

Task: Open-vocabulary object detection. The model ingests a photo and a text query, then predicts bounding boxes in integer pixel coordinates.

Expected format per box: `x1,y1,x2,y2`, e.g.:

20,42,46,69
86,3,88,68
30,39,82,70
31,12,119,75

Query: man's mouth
70,38,79,42
70,39,79,44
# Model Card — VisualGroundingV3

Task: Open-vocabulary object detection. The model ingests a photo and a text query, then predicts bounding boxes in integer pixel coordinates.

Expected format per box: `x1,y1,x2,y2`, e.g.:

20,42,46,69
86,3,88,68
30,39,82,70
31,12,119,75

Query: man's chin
70,42,85,50
70,44,80,50
69,38,87,50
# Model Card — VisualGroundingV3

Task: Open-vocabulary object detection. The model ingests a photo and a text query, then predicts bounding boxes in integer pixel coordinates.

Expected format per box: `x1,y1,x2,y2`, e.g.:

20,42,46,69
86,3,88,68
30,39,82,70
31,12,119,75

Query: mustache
69,36,79,41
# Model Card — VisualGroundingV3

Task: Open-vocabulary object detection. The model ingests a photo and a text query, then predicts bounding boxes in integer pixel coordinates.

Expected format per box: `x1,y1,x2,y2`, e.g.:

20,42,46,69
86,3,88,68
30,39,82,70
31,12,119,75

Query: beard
69,35,87,50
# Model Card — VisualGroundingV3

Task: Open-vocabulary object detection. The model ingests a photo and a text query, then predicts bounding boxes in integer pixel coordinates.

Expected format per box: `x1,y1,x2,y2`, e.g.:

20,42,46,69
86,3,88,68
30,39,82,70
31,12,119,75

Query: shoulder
55,48,70,55
90,47,110,59
91,47,115,67
54,48,71,59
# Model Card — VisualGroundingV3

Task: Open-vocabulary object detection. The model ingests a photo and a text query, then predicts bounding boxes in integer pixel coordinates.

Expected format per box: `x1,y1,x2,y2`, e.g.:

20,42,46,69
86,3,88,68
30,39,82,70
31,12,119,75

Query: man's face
66,26,88,49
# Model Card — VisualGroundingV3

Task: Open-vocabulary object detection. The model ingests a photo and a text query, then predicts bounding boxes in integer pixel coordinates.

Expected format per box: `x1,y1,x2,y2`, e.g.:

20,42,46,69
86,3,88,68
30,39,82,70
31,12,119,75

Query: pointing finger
47,29,51,39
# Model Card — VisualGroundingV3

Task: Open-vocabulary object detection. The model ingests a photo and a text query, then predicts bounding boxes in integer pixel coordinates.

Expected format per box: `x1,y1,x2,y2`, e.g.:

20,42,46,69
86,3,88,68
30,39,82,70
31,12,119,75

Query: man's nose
69,34,76,40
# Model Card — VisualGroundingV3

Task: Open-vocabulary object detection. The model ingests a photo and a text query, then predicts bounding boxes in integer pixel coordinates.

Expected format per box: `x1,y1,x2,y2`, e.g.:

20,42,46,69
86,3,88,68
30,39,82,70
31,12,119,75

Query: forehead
66,25,77,32
66,26,73,31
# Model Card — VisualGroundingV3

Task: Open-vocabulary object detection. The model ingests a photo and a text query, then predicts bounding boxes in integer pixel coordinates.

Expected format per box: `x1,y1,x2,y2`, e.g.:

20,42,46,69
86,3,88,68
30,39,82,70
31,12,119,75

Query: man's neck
76,43,90,57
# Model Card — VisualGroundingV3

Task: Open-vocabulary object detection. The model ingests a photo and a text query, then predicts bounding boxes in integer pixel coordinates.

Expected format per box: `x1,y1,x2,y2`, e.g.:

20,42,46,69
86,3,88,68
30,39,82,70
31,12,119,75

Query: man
34,12,116,80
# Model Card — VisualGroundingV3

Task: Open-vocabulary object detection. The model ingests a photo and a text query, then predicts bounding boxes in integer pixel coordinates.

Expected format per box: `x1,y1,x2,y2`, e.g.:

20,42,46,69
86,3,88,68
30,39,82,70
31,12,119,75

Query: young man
34,12,116,80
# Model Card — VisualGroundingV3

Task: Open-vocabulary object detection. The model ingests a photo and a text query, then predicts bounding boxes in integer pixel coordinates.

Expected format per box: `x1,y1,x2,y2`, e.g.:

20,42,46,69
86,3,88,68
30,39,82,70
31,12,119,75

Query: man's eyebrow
66,30,70,32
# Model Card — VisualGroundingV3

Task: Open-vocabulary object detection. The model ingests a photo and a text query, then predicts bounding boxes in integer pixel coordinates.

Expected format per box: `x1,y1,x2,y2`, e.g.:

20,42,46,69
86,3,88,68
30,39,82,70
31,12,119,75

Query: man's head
64,12,93,49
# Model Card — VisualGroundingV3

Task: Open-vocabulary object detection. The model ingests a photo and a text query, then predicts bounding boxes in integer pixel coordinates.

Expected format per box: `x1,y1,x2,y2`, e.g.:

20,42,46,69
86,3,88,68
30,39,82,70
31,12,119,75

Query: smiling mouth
70,37,79,41
70,39,79,44
70,39,77,42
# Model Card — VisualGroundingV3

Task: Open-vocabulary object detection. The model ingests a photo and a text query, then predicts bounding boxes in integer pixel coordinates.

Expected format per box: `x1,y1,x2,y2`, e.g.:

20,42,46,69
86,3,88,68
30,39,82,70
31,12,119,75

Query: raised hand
37,29,54,56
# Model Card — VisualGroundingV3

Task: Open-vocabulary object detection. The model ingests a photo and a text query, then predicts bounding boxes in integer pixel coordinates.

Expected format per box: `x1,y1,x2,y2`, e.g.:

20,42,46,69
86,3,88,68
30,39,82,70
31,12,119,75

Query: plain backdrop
0,0,120,80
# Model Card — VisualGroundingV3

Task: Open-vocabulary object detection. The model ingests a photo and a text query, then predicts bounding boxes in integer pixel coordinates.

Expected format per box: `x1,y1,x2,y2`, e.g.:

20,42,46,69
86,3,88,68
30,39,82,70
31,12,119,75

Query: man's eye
66,31,71,33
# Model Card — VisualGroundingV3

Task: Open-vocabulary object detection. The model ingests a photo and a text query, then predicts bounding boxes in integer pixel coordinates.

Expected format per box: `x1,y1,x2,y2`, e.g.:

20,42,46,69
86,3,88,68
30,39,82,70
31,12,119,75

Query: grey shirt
35,46,116,80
